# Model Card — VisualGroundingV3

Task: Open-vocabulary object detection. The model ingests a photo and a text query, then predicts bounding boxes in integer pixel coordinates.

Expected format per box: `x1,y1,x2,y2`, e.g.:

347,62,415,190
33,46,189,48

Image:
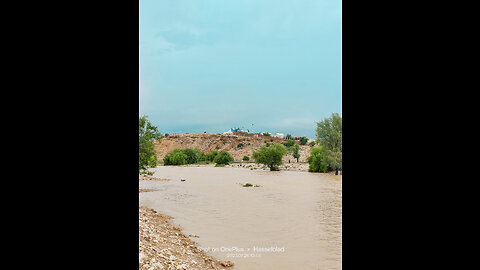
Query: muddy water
139,166,342,270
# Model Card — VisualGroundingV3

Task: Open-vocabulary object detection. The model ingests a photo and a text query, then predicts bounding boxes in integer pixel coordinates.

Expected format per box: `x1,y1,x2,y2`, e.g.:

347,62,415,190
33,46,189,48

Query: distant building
271,133,285,139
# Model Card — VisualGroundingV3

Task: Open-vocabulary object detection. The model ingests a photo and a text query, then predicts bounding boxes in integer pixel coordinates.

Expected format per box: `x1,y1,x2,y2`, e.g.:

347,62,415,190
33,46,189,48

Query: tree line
139,113,342,174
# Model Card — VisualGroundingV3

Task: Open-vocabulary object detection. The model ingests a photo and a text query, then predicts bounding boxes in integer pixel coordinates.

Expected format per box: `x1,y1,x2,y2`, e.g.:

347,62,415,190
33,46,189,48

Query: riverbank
139,182,234,270
158,162,341,175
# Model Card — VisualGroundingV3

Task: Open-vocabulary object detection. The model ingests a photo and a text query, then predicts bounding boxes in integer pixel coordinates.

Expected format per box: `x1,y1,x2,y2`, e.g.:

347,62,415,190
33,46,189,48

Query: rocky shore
139,191,234,270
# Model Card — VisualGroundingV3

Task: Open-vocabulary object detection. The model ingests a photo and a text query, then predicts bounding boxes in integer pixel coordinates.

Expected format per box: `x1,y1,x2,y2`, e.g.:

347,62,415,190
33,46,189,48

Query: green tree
139,116,162,173
205,150,218,162
163,150,187,166
307,146,329,173
315,113,342,174
324,149,342,175
214,151,234,165
283,140,295,148
292,144,300,163
300,137,308,145
252,143,287,171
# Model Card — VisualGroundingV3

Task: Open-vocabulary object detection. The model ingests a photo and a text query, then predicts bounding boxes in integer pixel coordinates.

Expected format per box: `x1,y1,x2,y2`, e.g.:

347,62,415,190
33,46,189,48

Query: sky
140,0,341,139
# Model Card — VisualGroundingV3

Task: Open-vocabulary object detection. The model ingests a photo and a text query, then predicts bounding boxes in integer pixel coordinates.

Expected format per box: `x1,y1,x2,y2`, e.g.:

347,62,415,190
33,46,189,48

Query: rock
220,261,234,267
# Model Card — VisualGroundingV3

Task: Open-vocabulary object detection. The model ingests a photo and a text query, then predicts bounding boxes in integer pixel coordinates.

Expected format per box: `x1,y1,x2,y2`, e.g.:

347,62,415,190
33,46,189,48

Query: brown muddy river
139,166,342,270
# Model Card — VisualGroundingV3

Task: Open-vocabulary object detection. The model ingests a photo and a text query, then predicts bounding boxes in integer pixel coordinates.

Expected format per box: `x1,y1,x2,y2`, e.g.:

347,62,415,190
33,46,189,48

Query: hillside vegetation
154,133,312,163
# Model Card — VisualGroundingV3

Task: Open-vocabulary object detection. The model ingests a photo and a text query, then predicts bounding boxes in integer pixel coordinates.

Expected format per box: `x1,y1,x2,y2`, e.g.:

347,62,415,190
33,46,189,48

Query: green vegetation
292,144,300,163
312,113,342,174
283,140,295,148
252,143,287,171
164,148,204,165
300,137,308,145
139,116,162,174
163,149,188,166
307,146,329,173
205,150,218,162
242,156,250,161
213,151,234,165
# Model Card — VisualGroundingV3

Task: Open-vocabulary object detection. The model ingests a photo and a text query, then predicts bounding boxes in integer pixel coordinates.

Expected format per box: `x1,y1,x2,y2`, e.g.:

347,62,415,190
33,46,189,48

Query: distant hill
154,132,313,163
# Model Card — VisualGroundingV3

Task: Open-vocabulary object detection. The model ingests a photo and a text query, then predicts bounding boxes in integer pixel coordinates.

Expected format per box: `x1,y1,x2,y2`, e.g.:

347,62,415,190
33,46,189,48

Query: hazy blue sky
140,0,341,139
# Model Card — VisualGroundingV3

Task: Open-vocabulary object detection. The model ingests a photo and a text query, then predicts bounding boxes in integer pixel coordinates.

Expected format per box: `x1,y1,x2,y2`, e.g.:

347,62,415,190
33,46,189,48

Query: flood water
139,166,342,270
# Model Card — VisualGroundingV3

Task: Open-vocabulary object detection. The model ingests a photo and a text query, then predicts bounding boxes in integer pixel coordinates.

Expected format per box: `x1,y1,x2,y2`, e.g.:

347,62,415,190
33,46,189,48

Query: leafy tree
307,146,328,173
163,149,187,166
214,151,234,165
283,140,295,148
139,116,162,173
252,143,287,171
324,149,342,175
300,137,308,145
205,150,218,162
292,144,300,162
315,113,342,174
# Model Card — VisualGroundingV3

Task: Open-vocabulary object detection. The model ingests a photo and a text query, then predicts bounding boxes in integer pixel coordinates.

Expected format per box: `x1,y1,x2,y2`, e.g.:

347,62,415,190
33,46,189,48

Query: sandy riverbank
139,182,234,270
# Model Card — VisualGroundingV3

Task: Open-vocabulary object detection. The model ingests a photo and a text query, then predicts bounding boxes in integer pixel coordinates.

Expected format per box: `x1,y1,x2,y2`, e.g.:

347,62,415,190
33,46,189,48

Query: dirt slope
154,132,313,163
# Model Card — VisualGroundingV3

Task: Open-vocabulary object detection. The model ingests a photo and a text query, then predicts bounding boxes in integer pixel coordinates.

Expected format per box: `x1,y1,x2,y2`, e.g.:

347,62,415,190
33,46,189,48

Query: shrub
307,146,328,172
214,151,234,165
283,140,295,148
163,150,187,166
205,150,218,162
300,137,308,145
252,143,287,171
242,156,250,161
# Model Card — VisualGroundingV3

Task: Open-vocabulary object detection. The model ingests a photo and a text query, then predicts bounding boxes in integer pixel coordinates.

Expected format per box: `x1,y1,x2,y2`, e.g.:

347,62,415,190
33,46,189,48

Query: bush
252,143,287,171
237,143,244,148
205,150,218,162
242,156,250,161
163,150,187,166
214,151,234,165
164,148,204,165
283,140,295,148
300,137,308,145
307,146,328,172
